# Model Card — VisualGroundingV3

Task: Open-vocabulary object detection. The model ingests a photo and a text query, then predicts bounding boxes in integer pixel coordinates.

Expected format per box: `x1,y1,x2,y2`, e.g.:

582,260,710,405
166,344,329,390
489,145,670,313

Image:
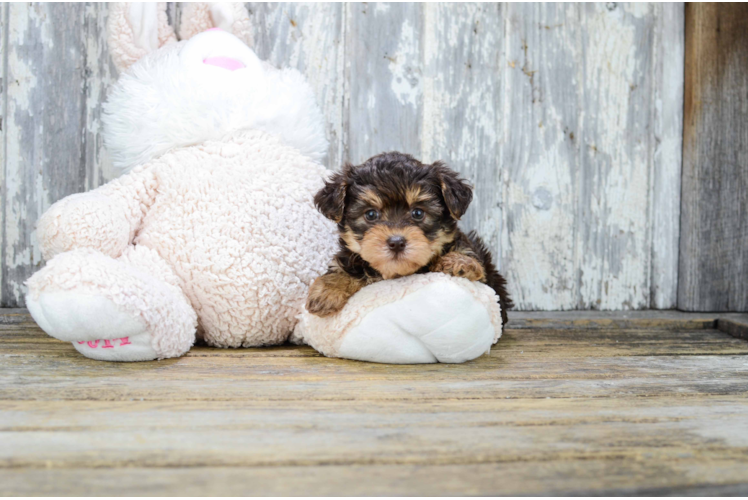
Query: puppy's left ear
434,162,473,220
315,165,352,223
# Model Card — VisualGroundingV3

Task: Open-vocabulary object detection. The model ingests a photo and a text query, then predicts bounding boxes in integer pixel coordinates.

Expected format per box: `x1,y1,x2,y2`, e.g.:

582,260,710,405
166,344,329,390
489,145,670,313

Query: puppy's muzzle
386,235,407,254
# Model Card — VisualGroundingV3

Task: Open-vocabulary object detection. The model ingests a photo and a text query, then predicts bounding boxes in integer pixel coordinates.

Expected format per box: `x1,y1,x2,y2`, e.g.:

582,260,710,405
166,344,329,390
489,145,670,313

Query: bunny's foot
26,246,197,361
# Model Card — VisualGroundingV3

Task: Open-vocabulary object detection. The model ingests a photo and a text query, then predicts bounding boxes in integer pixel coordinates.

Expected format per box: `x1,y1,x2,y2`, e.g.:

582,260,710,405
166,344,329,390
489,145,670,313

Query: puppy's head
315,152,473,279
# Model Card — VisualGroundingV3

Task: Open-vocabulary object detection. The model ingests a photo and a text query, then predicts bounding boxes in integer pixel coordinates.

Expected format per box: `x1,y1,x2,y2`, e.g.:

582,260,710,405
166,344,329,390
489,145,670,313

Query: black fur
458,230,514,327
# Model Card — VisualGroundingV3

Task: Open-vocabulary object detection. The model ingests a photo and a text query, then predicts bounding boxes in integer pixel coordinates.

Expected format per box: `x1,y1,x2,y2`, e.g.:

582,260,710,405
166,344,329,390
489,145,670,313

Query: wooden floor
2,310,748,496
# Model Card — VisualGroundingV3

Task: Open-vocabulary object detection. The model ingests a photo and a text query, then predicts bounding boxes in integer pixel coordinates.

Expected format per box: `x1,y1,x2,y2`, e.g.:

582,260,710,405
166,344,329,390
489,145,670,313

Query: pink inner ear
206,27,222,32
203,56,246,71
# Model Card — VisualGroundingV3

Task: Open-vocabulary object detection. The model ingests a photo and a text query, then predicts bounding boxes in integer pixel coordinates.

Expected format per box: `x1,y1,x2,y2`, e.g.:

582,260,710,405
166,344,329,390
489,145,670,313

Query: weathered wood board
500,3,685,311
679,4,748,312
1,312,748,495
2,463,748,497
0,3,116,308
1,3,686,311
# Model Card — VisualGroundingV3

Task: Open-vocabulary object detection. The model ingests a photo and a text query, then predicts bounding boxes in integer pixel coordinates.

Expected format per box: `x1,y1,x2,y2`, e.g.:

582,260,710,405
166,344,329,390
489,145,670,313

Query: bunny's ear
179,3,253,48
108,2,177,72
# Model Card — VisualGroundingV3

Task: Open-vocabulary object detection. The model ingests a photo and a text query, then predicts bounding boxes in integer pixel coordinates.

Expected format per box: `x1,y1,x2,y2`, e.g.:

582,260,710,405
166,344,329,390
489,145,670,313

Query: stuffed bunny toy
26,2,505,363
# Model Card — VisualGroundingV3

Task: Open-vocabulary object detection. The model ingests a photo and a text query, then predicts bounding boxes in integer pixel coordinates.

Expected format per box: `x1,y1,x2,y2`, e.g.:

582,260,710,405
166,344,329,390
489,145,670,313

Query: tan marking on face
429,229,456,255
359,225,435,279
360,188,384,209
405,186,421,206
341,227,362,253
405,186,435,206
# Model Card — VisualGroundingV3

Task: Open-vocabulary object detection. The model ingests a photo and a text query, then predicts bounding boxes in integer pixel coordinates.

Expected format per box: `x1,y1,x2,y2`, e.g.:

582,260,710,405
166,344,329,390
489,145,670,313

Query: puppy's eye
411,208,425,221
364,209,379,221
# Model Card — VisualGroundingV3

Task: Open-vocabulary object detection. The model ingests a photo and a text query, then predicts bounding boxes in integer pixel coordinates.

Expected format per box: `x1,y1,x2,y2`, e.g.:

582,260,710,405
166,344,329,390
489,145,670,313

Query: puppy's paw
306,275,353,317
306,292,349,317
432,252,486,282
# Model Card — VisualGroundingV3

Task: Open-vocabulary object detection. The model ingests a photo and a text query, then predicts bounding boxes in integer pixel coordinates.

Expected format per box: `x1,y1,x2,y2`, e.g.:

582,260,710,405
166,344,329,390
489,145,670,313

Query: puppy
307,152,513,326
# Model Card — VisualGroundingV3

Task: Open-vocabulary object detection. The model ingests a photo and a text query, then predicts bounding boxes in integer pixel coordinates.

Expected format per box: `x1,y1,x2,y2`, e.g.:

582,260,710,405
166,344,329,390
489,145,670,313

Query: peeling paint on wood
421,3,505,267
0,3,686,310
500,3,682,311
650,4,684,309
248,2,347,169
82,3,118,191
2,4,88,306
347,2,424,163
1,3,7,303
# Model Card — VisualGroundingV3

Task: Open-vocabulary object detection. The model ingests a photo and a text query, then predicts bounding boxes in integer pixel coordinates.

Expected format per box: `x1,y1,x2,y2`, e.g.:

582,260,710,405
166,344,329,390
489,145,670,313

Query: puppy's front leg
431,251,486,282
306,270,365,317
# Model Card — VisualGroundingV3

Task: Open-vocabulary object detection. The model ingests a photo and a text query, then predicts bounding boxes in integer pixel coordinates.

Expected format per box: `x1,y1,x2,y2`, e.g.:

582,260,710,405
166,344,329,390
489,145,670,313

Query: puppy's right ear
315,165,352,223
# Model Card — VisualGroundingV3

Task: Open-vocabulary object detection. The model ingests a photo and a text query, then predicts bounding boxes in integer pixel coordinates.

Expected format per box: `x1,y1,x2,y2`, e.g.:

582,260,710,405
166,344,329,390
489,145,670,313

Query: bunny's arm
37,166,159,260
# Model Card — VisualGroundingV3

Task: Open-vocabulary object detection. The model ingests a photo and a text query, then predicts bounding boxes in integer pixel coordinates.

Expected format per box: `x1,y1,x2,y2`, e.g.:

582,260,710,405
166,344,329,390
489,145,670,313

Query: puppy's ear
433,162,473,220
315,165,352,223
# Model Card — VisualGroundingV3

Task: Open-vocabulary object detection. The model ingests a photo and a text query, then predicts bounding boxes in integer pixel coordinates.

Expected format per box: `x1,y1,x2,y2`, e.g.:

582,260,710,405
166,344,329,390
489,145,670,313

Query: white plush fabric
127,3,159,53
73,332,158,362
27,291,148,343
103,29,327,173
28,291,158,362
294,273,503,364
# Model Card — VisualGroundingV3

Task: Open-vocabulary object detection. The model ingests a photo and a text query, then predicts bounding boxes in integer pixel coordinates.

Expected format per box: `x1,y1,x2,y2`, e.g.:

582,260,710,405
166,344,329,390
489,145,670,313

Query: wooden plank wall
0,3,685,311
679,4,748,312
0,3,116,308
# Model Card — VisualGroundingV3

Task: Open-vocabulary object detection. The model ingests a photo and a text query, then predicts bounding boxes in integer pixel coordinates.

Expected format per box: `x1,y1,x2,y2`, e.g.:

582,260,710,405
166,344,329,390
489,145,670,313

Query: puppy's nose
387,236,407,253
